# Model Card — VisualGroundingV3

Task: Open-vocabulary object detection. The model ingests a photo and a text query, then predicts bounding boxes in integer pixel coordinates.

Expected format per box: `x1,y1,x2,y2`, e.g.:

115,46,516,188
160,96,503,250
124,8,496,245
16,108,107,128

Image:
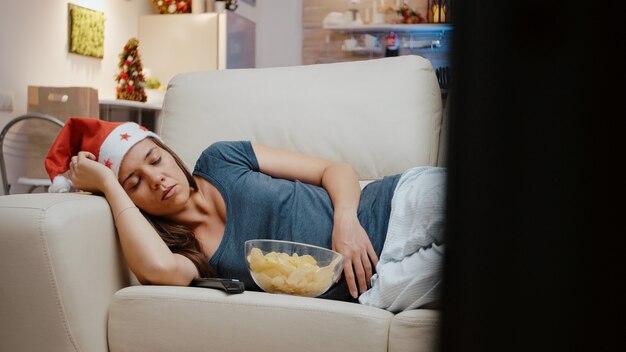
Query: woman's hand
332,211,379,299
68,151,116,193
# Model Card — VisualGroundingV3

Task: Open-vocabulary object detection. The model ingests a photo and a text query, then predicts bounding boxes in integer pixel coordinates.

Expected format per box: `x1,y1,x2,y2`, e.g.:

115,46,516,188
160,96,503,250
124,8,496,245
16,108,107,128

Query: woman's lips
162,185,176,200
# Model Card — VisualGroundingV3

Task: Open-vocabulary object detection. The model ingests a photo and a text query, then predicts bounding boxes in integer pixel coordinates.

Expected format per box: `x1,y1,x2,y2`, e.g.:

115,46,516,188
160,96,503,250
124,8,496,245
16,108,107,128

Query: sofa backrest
159,56,443,181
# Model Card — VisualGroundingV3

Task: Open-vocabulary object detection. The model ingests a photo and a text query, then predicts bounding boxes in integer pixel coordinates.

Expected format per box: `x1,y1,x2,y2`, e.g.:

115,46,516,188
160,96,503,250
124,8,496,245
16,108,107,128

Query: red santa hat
45,117,160,191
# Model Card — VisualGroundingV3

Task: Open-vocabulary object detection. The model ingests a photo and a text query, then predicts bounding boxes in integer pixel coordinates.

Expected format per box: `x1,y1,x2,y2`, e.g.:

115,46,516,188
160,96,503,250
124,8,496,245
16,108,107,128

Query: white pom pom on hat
48,175,73,193
45,117,160,193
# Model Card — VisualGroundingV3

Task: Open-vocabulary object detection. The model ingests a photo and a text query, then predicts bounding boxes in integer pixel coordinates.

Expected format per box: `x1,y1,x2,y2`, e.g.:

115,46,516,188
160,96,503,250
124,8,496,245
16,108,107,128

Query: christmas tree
115,38,147,102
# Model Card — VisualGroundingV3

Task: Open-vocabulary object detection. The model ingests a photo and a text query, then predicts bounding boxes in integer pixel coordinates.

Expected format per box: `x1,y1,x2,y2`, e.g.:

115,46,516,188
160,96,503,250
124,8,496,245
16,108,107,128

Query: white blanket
358,167,446,313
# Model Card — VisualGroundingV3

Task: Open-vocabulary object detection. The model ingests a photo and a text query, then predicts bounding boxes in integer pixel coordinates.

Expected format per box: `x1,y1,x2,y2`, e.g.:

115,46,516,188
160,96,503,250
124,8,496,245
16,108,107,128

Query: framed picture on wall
68,3,105,59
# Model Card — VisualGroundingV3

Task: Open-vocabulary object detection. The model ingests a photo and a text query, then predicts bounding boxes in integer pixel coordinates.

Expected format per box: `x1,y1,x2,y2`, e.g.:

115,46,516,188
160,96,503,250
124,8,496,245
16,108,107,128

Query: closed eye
129,156,159,190
129,177,141,190
122,147,160,190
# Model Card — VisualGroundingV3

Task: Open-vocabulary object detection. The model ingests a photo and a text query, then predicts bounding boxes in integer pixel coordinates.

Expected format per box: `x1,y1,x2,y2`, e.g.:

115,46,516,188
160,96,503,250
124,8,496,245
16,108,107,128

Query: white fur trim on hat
98,122,159,178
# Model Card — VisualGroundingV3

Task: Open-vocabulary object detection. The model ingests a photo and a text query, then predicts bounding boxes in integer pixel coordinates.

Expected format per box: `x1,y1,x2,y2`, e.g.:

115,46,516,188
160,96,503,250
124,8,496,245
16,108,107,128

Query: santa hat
45,117,160,192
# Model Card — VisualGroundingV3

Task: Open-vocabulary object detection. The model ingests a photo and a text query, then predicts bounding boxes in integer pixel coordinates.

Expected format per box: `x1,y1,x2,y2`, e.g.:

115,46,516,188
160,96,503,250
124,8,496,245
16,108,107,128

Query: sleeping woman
45,117,445,313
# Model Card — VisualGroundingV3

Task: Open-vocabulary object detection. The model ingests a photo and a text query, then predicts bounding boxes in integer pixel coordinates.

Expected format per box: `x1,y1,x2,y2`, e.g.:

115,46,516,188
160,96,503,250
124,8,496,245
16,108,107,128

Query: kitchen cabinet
323,23,452,92
138,12,255,86
324,23,451,55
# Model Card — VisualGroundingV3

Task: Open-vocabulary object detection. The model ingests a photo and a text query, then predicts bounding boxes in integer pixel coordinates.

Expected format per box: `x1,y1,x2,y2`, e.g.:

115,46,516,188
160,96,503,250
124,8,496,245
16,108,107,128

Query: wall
0,0,302,122
0,0,303,194
238,0,303,69
0,0,153,121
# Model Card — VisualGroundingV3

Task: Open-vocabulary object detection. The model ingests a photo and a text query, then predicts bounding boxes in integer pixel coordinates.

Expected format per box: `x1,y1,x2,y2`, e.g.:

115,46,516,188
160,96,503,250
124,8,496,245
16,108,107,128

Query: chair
0,113,64,194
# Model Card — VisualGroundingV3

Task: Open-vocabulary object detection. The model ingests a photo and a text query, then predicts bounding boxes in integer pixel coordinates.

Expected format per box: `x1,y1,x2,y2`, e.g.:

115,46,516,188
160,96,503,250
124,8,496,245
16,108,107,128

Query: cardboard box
24,86,99,179
27,86,99,120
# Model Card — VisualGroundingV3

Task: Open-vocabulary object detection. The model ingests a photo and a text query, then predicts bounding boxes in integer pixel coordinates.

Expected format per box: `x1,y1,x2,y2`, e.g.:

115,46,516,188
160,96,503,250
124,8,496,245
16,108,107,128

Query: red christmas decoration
151,0,190,14
396,2,426,24
115,38,147,102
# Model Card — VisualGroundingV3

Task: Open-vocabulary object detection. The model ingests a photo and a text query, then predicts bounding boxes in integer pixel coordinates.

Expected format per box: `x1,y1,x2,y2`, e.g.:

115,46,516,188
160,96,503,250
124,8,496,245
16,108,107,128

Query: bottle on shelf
348,0,359,21
385,32,399,57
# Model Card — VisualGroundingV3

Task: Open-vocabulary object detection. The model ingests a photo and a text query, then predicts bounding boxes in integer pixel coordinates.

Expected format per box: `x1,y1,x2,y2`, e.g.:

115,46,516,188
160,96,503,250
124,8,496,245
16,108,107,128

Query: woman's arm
252,144,378,299
69,151,199,286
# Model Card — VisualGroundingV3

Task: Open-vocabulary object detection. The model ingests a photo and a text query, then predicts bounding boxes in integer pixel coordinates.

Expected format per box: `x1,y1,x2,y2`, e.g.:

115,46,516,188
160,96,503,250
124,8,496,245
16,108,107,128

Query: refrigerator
138,12,256,85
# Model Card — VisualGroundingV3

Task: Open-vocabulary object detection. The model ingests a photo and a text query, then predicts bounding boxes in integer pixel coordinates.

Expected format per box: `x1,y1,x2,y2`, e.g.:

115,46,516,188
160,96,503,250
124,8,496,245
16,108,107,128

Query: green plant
145,77,161,89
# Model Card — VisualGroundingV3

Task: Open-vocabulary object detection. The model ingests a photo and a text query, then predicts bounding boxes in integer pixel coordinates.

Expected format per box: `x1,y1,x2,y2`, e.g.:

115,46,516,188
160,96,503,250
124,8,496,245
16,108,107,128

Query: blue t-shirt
192,141,400,302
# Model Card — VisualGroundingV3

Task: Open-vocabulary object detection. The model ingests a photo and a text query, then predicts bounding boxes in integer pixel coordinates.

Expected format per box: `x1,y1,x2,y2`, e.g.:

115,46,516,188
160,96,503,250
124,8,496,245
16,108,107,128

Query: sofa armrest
0,193,132,352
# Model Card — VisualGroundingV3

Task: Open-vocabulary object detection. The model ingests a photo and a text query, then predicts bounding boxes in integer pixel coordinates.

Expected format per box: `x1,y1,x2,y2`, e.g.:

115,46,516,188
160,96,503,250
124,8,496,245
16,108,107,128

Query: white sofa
0,56,446,352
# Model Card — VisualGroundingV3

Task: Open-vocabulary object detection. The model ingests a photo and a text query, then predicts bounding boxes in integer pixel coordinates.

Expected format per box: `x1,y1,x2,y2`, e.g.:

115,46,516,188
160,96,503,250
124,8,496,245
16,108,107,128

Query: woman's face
118,138,191,216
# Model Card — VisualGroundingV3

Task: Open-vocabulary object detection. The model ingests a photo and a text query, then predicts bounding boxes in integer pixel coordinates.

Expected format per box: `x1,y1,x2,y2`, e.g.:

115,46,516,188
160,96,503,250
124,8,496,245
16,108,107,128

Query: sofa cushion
160,55,443,181
108,285,394,352
389,309,440,352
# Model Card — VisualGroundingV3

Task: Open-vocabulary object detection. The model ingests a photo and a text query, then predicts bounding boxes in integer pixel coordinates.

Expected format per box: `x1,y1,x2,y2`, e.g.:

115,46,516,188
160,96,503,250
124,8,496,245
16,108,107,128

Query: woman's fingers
352,254,368,296
366,243,378,284
71,151,96,168
368,244,379,269
342,260,358,299
342,246,375,298
361,250,373,287
69,151,98,175
77,151,96,160
332,220,377,298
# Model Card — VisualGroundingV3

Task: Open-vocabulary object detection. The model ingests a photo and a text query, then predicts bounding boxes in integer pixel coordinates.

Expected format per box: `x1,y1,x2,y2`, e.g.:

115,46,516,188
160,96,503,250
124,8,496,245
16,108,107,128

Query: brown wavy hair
141,138,215,278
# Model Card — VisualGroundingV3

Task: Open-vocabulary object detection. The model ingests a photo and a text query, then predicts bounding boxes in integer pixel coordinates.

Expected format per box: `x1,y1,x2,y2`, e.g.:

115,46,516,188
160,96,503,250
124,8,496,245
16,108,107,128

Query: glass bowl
245,239,344,298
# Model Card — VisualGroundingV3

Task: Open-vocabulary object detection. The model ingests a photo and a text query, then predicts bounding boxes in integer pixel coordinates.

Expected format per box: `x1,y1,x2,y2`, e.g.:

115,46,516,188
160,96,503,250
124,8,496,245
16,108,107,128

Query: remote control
191,278,245,294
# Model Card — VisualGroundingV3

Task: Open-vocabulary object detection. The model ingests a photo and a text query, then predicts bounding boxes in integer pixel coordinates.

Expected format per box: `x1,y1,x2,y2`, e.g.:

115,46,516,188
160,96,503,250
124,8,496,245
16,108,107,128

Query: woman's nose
150,174,165,190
